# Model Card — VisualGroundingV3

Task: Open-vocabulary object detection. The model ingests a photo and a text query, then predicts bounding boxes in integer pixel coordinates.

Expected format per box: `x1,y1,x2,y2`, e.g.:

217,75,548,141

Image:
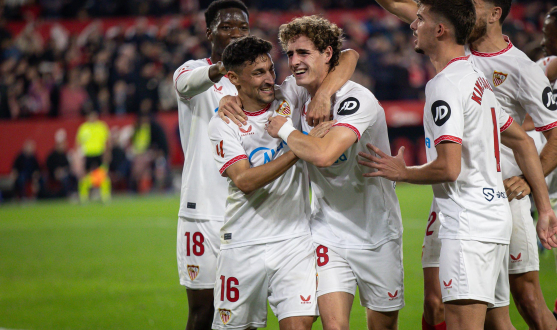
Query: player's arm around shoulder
174,61,226,99
374,0,417,24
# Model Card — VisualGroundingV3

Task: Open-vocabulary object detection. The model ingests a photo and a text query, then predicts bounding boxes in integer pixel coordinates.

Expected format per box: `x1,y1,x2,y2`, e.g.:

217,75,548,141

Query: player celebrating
358,1,557,329
174,1,358,328
373,1,557,329
208,35,330,330
266,16,404,330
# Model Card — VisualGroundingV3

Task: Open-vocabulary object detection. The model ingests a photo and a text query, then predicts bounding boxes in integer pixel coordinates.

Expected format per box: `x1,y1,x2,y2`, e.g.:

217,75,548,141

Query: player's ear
436,23,445,39
206,27,213,42
228,71,239,85
324,46,333,63
490,7,502,24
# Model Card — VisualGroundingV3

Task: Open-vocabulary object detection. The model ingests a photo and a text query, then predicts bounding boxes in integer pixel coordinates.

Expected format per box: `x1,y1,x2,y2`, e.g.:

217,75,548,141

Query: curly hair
204,0,249,29
278,15,344,72
222,36,273,73
416,0,475,45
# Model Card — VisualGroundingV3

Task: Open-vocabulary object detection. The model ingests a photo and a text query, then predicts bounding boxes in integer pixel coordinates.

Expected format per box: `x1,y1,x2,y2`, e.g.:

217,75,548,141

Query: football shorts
439,238,510,308
315,237,404,312
177,217,221,289
212,234,318,329
422,200,442,268
508,197,539,274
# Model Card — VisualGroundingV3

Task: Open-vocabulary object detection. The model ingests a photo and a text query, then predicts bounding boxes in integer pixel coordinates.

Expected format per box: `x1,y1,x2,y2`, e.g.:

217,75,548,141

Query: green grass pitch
1,185,556,329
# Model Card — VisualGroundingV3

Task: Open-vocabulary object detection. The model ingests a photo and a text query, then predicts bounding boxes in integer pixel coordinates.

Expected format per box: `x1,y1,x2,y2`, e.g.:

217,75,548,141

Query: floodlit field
1,185,555,329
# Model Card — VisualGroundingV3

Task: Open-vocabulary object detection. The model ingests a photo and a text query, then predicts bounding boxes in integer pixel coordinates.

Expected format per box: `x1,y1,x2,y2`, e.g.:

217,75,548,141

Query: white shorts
212,235,318,330
508,197,539,274
177,217,221,289
315,237,404,312
439,239,510,308
422,200,442,268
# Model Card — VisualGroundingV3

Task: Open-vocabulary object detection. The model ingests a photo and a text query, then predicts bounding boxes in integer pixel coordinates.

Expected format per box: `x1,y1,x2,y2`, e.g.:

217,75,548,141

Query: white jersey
174,58,236,221
423,56,512,244
207,80,311,249
300,80,403,249
536,56,557,198
468,38,557,179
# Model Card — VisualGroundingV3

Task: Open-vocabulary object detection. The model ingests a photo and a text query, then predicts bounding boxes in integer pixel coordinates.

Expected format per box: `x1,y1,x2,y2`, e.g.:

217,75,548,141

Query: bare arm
546,57,557,82
306,49,360,126
208,62,227,82
267,115,356,167
501,121,557,249
358,142,461,184
224,121,335,194
374,0,418,24
540,127,557,176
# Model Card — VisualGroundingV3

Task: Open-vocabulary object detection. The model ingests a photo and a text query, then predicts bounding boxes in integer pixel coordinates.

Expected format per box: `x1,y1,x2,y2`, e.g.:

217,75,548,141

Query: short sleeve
426,79,464,146
332,92,376,141
207,117,248,176
497,103,513,132
517,62,557,132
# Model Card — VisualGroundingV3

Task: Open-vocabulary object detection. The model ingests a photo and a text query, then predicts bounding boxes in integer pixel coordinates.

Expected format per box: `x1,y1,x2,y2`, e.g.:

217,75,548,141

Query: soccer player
266,16,404,330
208,35,330,330
358,1,557,329
173,1,357,329
374,1,557,329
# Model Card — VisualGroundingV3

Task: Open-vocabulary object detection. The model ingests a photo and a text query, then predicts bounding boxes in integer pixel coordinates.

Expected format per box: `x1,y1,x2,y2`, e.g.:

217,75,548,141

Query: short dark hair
222,36,273,73
204,0,249,29
278,15,344,71
416,0,475,45
483,0,512,24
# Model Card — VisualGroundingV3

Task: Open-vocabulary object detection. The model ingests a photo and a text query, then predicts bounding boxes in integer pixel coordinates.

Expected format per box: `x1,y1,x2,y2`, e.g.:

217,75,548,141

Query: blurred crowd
0,1,554,120
3,110,171,201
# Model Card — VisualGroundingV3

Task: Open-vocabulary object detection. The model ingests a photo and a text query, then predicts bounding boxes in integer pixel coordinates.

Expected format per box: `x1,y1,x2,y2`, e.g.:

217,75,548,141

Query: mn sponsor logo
493,71,508,87
276,100,292,117
239,125,254,136
187,265,199,281
443,279,453,289
431,100,451,126
300,295,312,304
219,308,232,324
388,290,399,300
510,253,522,263
214,84,223,93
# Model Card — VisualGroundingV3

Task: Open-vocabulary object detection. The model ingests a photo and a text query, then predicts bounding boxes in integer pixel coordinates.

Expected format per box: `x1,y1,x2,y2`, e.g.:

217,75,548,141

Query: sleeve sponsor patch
431,100,451,126
337,97,360,115
542,86,557,110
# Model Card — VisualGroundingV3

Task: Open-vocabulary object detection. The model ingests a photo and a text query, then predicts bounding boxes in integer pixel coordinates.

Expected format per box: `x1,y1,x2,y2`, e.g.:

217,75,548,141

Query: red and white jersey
174,58,237,221
300,80,403,249
424,56,512,244
207,82,311,249
536,56,557,198
468,38,557,179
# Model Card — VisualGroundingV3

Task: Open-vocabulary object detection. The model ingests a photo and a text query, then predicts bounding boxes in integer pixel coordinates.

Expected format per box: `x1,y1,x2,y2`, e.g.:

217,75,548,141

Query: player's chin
258,90,275,103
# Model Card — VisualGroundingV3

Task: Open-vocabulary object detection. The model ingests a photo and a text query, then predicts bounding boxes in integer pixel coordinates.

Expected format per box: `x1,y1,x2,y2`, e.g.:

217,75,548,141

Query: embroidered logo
493,71,508,87
187,265,199,281
219,309,231,324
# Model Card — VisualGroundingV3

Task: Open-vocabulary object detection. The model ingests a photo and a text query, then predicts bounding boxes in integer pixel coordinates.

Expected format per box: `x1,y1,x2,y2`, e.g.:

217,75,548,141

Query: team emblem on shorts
276,100,292,116
388,290,399,300
510,253,522,263
187,265,199,281
219,309,232,324
492,71,508,87
300,295,312,304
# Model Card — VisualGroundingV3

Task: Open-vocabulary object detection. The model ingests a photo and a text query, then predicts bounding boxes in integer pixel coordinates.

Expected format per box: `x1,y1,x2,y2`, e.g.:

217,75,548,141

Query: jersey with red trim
468,38,557,179
173,58,237,221
207,89,311,249
536,56,557,198
299,80,403,249
424,57,512,244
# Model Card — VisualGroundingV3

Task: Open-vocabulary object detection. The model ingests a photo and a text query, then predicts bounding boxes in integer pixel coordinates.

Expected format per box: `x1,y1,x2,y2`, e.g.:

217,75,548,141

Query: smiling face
230,53,276,107
542,16,557,56
410,5,438,55
286,35,332,95
207,8,250,58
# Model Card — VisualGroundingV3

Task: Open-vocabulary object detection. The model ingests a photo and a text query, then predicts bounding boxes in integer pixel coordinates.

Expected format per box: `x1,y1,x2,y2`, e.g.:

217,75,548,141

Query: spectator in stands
11,139,41,199
59,67,89,117
75,109,111,202
45,129,75,198
109,126,131,190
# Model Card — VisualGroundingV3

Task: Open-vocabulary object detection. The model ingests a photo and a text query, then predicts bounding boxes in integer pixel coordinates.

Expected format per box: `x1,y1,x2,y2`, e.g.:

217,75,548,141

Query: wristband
277,118,296,142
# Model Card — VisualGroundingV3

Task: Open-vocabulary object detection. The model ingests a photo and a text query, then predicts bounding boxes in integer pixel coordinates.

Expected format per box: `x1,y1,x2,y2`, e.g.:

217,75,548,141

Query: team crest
219,309,232,324
275,100,291,117
187,265,199,281
493,71,508,87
